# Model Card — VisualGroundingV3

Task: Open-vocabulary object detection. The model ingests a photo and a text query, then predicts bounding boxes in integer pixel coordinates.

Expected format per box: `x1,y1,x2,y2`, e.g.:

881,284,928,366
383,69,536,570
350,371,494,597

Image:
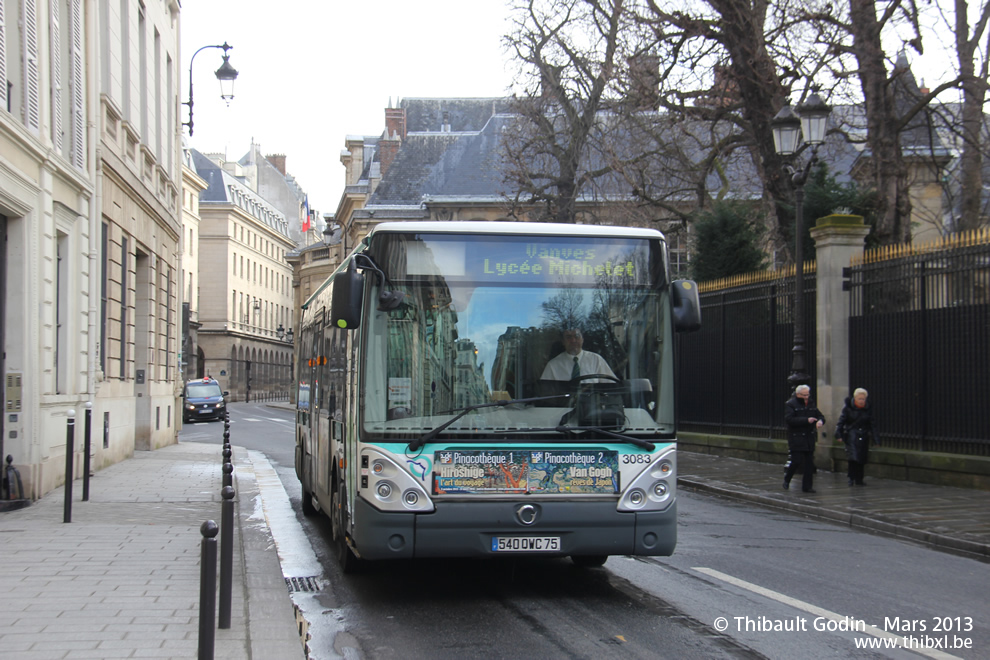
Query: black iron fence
846,232,990,455
678,265,817,439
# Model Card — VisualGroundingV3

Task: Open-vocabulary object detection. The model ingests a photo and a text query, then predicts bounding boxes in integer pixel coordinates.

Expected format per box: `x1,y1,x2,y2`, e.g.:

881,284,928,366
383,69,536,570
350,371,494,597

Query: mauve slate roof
191,150,232,203
364,73,965,211
369,114,511,205
189,149,290,236
402,98,513,133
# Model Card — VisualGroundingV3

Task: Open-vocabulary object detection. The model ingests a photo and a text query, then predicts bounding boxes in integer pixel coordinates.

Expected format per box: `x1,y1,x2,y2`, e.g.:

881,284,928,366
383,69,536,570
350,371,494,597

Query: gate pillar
810,214,870,468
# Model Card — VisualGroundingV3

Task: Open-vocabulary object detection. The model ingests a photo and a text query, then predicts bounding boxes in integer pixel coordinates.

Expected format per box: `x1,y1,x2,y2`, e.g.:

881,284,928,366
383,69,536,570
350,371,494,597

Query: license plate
492,536,561,552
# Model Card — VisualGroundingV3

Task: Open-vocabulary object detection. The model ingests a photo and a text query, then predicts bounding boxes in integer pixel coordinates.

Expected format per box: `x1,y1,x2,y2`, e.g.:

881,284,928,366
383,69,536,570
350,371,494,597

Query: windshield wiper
554,425,656,451
408,394,571,451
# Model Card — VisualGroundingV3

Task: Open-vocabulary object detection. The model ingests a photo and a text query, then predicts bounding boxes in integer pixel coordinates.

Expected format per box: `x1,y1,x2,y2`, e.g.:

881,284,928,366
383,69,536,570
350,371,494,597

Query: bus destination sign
405,236,653,286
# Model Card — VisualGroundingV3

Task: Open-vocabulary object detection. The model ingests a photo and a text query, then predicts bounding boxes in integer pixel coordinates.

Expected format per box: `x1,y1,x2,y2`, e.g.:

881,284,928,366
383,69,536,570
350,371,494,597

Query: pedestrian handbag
567,384,626,429
845,429,869,463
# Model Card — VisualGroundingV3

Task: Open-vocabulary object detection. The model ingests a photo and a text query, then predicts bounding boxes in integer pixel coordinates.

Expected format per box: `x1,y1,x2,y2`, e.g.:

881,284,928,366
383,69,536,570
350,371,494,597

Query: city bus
294,222,700,571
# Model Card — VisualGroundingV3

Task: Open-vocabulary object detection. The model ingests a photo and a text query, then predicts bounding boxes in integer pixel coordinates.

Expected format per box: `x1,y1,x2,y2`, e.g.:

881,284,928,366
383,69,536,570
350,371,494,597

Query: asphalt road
182,402,989,659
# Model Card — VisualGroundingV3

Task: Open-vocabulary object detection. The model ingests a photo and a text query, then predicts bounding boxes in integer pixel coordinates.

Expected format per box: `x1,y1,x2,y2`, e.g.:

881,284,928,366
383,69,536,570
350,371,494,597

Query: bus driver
540,328,616,383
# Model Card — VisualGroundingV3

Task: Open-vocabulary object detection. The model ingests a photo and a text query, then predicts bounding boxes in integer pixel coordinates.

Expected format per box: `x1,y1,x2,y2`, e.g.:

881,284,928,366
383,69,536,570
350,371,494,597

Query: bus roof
368,221,666,240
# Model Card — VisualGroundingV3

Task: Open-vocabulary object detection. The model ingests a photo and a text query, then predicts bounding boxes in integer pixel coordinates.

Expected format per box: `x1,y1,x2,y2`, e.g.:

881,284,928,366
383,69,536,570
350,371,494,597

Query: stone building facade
180,148,208,382
1,0,184,499
190,150,295,401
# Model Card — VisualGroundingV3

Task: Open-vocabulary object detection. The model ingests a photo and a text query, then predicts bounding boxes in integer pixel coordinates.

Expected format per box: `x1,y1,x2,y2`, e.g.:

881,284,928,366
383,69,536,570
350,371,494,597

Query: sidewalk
678,450,990,561
0,441,304,660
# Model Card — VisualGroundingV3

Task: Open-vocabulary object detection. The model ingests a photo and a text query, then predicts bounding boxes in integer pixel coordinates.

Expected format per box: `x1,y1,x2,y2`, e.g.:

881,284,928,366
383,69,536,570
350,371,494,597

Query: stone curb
231,447,308,659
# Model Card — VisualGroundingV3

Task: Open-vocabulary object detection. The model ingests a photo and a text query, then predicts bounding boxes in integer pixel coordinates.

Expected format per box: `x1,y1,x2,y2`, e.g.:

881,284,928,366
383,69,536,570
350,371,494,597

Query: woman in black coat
784,384,825,493
835,388,874,486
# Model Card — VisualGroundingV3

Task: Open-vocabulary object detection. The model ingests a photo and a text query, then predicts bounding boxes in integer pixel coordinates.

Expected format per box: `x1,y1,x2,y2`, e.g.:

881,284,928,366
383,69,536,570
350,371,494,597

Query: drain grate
285,576,322,593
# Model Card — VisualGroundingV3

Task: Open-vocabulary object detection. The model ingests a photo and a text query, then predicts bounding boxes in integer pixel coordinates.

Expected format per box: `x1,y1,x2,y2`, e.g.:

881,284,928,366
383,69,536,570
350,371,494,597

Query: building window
120,237,128,380
56,231,69,394
100,223,108,373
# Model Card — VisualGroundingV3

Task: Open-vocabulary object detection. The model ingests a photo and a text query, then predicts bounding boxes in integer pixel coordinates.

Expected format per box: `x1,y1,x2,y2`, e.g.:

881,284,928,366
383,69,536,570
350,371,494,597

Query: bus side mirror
671,280,701,333
330,261,365,330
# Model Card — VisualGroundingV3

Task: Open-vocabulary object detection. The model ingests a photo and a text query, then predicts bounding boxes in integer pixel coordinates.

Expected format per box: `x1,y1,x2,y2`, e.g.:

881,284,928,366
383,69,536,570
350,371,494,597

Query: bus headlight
618,448,676,512
360,448,434,513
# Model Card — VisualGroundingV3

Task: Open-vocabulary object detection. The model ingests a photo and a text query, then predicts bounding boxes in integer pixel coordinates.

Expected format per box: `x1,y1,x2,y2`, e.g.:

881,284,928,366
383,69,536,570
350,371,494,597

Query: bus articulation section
294,222,700,571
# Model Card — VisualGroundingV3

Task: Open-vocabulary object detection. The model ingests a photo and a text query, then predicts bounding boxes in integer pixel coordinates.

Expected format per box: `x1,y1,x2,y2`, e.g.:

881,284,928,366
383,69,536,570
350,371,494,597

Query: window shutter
0,0,7,112
69,0,83,169
50,0,62,151
23,0,40,132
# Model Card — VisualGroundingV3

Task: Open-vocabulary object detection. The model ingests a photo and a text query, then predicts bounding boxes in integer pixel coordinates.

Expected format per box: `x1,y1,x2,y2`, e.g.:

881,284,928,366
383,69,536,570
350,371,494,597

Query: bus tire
332,478,360,573
300,490,317,516
571,555,608,568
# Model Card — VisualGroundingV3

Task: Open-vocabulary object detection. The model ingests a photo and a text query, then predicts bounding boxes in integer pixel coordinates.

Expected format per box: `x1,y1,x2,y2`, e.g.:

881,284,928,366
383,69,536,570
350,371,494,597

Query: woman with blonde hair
836,388,874,486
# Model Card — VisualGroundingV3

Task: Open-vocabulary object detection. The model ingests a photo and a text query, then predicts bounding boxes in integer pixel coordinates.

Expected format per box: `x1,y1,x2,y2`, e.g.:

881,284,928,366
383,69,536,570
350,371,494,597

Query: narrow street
182,403,988,659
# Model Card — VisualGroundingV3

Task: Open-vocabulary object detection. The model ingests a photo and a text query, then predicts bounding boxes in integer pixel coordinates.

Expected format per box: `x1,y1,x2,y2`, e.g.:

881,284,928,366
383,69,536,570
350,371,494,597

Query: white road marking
692,567,963,660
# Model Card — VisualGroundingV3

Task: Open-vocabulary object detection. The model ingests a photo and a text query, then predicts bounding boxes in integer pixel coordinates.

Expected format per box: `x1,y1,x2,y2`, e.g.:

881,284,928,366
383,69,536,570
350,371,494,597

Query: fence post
83,402,92,502
198,520,218,660
63,410,76,523
218,485,235,629
810,215,870,467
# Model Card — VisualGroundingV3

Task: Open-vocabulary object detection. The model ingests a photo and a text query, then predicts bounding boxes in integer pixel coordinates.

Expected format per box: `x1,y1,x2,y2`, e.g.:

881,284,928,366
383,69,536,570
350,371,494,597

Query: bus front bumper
350,497,676,561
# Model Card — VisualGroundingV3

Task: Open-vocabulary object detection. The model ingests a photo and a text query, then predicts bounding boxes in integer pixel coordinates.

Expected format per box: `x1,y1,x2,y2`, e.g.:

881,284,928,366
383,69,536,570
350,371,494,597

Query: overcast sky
180,0,514,219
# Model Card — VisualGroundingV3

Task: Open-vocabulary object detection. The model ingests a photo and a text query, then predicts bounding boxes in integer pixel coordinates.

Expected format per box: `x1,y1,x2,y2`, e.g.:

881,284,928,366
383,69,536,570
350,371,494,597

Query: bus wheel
571,555,608,568
300,490,316,517
331,479,360,573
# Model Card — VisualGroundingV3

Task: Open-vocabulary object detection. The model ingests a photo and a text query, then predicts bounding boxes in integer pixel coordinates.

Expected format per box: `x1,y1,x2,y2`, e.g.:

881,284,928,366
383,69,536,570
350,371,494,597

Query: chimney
385,105,407,140
266,153,287,176
628,54,660,110
541,65,563,102
379,135,400,178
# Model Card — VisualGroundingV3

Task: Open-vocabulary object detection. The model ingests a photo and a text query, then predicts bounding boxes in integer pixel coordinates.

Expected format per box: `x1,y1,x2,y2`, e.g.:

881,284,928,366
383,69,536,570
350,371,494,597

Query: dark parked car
182,378,228,423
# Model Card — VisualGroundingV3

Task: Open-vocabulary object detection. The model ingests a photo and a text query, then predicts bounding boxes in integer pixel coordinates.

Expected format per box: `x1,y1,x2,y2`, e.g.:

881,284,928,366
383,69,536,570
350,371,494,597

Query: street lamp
771,89,831,390
276,324,294,344
183,42,238,136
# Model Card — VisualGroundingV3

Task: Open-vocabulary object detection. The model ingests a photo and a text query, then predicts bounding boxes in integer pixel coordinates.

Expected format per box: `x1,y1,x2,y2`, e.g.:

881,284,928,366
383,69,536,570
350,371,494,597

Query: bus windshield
359,232,676,441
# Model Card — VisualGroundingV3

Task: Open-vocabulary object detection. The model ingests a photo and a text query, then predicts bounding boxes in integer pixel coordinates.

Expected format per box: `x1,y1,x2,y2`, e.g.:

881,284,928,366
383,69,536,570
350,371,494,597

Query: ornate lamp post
276,323,294,344
771,90,831,390
183,42,238,136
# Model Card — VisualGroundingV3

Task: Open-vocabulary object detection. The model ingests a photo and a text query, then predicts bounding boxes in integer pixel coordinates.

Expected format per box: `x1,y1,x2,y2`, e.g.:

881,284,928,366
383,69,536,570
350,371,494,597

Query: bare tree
951,0,990,230
636,0,803,258
502,0,631,223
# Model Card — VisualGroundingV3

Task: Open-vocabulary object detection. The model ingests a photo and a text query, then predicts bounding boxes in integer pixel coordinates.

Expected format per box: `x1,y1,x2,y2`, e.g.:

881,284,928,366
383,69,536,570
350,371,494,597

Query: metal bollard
4,455,26,501
222,462,233,490
218,485,235,629
198,520,218,660
83,402,92,502
63,410,76,523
